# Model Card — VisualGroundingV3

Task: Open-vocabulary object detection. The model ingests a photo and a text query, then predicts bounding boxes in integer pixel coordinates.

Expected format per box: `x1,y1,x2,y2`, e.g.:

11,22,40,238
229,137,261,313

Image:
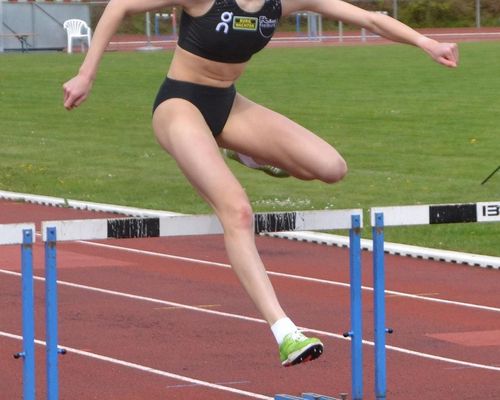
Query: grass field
0,41,499,256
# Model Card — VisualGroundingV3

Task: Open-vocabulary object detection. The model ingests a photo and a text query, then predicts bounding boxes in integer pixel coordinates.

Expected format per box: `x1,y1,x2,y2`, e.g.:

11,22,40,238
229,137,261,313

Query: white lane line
0,331,273,400
1,269,500,373
166,380,251,389
69,239,500,314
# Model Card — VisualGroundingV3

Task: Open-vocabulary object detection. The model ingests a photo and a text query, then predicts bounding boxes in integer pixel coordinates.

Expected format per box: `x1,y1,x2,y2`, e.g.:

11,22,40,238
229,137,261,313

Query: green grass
0,42,499,256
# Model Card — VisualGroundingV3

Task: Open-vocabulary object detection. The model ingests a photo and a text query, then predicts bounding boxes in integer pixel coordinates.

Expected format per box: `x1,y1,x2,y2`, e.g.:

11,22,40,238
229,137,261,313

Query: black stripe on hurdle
429,204,477,224
107,218,160,239
254,212,297,234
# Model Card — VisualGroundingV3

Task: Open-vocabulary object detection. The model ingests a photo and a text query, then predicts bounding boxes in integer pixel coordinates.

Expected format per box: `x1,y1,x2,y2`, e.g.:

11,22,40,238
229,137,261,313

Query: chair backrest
63,19,89,35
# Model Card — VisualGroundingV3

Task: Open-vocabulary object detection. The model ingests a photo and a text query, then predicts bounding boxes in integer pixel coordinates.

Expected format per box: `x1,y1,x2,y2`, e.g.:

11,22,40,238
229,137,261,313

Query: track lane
1,201,499,399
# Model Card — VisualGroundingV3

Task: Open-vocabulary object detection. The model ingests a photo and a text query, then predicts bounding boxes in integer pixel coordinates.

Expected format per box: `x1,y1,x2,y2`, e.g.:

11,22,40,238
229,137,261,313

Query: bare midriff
167,46,248,87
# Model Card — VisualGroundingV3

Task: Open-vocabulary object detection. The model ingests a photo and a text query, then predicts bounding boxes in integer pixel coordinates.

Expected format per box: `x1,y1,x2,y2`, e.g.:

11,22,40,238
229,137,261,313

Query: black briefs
152,77,236,136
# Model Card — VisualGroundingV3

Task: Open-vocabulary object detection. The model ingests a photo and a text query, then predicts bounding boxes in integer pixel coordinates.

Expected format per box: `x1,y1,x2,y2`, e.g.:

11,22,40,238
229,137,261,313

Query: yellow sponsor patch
233,17,258,31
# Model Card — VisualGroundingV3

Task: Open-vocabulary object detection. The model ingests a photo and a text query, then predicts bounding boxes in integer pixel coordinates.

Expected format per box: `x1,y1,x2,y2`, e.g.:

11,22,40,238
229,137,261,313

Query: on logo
216,12,233,34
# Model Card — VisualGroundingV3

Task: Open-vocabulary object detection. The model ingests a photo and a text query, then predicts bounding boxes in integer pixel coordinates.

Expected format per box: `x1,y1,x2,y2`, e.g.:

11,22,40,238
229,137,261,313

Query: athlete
63,0,458,367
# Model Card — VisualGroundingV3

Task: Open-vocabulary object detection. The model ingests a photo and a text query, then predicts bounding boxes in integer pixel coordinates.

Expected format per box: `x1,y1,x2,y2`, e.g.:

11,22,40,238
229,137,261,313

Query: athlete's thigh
153,99,248,213
218,93,344,175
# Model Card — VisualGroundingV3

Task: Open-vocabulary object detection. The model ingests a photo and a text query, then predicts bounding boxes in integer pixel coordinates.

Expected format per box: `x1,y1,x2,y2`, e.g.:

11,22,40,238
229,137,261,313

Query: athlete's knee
218,199,254,232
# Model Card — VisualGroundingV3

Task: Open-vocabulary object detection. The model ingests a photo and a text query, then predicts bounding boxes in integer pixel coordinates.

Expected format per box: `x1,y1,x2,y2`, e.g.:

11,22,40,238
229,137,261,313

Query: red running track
0,200,499,400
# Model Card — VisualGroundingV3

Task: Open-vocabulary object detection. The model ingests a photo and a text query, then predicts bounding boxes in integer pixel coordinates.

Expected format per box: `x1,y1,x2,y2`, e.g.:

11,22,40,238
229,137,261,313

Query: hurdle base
275,393,347,400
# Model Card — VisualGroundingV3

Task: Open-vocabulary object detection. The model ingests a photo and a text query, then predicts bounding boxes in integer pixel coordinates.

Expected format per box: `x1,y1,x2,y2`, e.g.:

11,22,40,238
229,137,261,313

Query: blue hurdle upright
17,228,36,400
44,227,67,400
0,223,36,400
344,215,363,400
371,213,392,400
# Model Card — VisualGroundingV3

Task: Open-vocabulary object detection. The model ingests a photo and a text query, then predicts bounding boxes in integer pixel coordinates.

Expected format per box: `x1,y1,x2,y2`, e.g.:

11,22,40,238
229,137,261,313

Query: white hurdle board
0,223,36,245
42,209,363,242
42,215,223,242
371,201,500,227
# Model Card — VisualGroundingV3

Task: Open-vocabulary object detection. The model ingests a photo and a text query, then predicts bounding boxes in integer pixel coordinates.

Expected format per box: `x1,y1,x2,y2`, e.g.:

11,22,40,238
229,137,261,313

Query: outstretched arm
63,0,179,110
282,0,459,68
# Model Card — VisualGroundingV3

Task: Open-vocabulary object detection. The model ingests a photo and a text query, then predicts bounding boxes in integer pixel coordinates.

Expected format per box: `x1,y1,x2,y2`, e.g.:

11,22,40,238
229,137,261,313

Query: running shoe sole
282,342,324,367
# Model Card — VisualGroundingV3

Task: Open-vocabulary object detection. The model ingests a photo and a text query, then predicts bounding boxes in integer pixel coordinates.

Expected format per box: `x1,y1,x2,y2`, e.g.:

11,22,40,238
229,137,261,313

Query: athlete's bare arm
281,0,458,68
63,0,210,110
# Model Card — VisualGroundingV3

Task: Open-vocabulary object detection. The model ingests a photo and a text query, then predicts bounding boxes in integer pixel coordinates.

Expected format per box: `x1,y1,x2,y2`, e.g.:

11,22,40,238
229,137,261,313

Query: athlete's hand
418,37,459,68
63,73,94,110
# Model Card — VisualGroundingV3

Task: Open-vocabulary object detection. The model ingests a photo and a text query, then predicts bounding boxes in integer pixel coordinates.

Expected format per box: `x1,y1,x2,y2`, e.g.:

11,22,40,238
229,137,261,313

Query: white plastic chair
63,19,92,54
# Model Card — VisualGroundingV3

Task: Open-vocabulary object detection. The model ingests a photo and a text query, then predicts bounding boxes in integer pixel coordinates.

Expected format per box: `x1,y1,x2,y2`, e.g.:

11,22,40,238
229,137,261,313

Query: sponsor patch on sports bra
233,16,258,31
259,16,278,38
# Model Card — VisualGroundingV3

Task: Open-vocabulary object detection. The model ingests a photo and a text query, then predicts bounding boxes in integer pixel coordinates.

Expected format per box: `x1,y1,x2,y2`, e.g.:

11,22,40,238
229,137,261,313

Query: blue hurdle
0,223,36,400
0,223,66,400
44,227,67,400
370,200,500,400
271,213,363,400
275,393,347,400
343,215,363,400
40,209,363,400
19,228,36,400
371,213,392,400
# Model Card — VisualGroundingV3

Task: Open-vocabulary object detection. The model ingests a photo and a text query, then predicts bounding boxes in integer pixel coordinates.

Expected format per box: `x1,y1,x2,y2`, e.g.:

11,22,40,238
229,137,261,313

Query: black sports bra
177,0,282,63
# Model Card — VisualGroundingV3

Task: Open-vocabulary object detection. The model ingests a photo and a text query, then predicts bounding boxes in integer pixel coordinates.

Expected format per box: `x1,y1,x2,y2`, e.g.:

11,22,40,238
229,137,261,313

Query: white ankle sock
271,317,298,345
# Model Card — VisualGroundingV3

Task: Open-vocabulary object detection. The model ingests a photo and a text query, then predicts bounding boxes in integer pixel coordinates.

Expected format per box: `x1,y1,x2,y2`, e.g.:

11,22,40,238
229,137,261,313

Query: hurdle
276,393,347,400
38,209,363,400
370,201,500,400
0,223,67,400
1,223,36,400
40,209,363,240
44,227,67,400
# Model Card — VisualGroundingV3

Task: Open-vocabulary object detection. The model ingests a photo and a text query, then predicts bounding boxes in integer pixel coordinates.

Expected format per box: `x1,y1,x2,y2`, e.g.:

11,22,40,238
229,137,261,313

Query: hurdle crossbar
0,223,36,245
41,209,363,242
371,201,500,227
